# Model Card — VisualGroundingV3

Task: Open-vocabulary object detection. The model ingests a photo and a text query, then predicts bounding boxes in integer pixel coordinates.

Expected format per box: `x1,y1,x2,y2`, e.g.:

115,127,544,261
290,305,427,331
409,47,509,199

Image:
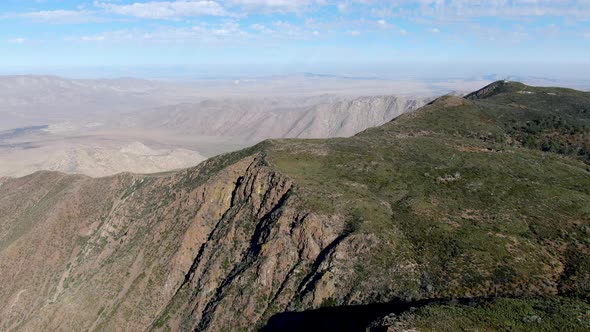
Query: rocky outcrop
0,151,369,331
151,153,380,331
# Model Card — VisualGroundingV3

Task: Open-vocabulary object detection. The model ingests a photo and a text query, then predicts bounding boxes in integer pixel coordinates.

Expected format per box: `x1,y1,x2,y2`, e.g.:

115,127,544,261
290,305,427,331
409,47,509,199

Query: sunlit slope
0,82,588,331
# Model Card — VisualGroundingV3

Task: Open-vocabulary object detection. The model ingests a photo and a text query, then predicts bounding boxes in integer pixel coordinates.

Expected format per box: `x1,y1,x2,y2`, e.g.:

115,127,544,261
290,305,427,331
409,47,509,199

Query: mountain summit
1,82,589,331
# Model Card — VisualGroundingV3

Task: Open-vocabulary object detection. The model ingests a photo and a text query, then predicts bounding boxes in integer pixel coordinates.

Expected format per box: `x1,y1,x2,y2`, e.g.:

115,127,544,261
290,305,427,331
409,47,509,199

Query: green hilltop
254,81,590,329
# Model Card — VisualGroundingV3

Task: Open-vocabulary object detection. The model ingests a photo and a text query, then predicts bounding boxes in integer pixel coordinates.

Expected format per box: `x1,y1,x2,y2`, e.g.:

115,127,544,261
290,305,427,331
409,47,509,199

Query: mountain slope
0,82,589,331
119,95,428,143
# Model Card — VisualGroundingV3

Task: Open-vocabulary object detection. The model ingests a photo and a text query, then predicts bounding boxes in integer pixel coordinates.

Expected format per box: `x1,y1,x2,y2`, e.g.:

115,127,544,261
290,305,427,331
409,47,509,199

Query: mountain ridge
116,94,429,143
1,81,589,331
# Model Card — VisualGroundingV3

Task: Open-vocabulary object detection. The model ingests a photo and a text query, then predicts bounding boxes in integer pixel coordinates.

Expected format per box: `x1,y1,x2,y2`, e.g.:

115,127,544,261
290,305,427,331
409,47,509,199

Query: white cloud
91,0,328,18
8,38,26,44
249,23,277,34
95,1,227,19
65,21,251,44
271,20,304,37
371,7,392,18
226,0,325,12
377,0,590,20
65,30,131,42
337,3,348,13
376,18,396,30
251,23,266,30
18,10,96,23
7,0,589,46
81,35,107,42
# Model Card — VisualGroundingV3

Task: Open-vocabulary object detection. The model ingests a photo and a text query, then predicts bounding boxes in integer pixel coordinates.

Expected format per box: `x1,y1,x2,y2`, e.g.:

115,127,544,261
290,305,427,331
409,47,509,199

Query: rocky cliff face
1,82,589,331
0,150,364,331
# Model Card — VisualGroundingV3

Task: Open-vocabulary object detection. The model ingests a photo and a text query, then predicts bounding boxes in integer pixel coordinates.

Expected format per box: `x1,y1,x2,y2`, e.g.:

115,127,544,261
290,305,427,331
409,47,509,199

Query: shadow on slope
260,298,477,332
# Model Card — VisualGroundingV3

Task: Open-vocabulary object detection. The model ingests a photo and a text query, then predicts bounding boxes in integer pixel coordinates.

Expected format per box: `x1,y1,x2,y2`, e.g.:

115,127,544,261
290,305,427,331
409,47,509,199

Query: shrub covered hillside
465,80,590,164
261,81,590,330
0,81,589,331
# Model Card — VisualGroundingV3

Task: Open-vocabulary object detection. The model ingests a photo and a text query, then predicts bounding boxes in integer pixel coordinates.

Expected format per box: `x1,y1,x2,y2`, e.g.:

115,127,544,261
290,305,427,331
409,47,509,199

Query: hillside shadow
259,298,442,332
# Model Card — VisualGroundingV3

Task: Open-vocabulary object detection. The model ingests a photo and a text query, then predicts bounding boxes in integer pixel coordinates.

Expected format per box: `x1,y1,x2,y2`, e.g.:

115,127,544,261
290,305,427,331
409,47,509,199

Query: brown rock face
0,152,360,331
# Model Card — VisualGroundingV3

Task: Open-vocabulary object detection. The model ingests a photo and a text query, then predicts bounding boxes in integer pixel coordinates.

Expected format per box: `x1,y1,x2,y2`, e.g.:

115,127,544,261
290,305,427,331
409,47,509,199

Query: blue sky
0,1,589,78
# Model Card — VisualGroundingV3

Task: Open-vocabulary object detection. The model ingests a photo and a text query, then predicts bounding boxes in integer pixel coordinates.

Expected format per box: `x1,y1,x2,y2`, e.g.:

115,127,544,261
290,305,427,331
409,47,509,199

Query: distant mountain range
116,95,429,143
0,75,431,177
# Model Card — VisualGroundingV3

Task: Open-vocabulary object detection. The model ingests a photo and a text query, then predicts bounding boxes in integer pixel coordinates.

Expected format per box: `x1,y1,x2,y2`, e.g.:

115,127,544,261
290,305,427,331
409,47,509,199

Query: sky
0,0,589,79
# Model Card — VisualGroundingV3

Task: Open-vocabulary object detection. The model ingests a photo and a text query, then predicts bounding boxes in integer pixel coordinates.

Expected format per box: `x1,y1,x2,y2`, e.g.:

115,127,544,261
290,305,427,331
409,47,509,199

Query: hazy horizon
1,63,590,82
